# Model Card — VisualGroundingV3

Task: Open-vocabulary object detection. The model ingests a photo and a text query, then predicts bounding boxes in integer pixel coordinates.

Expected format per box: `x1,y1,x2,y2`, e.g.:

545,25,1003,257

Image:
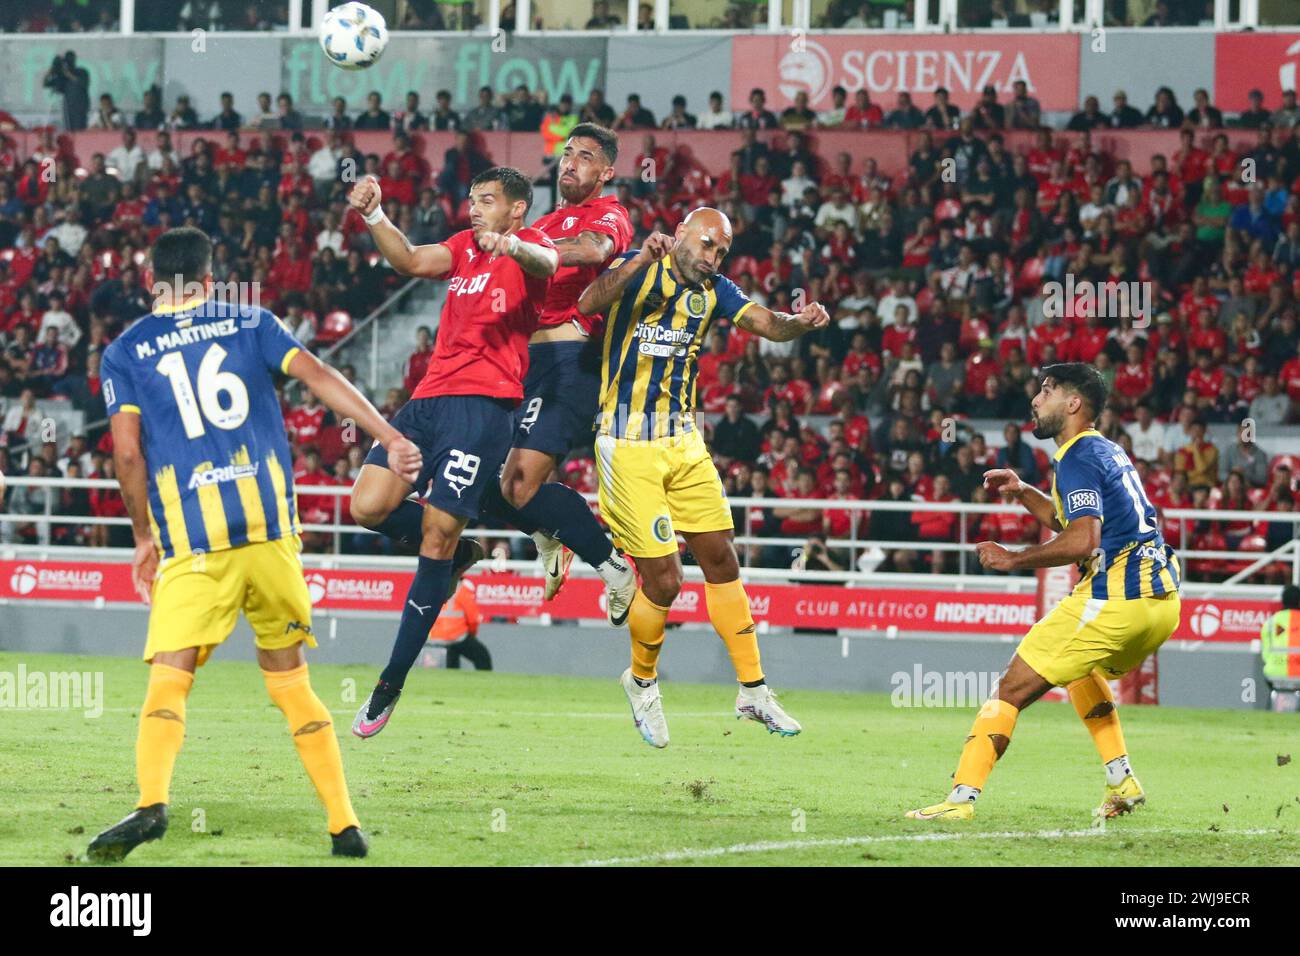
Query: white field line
563,827,1279,867
18,707,731,719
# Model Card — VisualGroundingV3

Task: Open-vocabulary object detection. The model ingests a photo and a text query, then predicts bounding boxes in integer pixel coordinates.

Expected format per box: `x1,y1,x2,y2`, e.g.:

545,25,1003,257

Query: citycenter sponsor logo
188,460,259,490
7,564,103,596
304,572,395,605
475,582,545,607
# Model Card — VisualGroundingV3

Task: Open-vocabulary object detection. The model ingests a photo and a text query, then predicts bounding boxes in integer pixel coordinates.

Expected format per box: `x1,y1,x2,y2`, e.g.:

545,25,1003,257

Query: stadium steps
325,280,446,398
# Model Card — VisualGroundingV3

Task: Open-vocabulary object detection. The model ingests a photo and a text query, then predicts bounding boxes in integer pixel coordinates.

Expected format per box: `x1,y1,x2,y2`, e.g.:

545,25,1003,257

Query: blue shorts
512,339,602,456
364,395,515,520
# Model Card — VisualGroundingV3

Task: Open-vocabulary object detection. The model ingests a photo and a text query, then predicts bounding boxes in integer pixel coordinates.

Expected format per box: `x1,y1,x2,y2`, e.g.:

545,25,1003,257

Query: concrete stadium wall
12,30,1290,124
0,604,1269,711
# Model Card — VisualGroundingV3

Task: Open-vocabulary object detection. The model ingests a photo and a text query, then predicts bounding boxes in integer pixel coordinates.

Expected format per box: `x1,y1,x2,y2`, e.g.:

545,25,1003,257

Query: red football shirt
532,195,633,336
411,227,555,403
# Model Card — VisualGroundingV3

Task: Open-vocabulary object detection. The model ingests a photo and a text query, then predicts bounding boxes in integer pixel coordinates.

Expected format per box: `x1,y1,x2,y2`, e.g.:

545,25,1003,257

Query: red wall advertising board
1215,33,1300,112
0,560,1267,644
731,33,1081,113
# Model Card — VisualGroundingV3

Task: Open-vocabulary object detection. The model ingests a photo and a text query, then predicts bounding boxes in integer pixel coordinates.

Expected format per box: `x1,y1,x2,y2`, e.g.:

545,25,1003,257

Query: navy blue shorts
512,339,602,456
364,395,515,520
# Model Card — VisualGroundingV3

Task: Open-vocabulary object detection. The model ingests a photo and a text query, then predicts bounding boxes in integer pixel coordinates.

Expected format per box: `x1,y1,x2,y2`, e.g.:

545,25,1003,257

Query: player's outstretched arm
348,175,452,279
983,468,1062,532
109,412,158,603
977,515,1100,573
476,230,559,278
286,350,423,484
736,301,831,342
577,232,673,315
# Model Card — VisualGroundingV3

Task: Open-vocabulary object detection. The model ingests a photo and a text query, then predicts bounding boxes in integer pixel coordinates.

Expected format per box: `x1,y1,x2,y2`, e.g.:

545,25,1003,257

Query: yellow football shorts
144,535,317,666
1017,590,1181,686
595,429,734,559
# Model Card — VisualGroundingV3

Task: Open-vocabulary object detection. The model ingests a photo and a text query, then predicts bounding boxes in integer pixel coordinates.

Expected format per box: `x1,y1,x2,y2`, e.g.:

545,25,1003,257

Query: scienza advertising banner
730,33,1081,113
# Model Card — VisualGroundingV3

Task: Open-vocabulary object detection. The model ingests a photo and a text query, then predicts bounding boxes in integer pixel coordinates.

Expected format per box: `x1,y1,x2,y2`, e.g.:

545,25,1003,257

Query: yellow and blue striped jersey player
87,226,422,862
908,362,1181,822
576,207,829,749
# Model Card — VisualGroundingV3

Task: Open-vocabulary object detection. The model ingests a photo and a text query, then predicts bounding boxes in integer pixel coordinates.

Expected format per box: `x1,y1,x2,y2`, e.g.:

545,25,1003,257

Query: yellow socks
136,663,194,808
705,578,764,684
953,698,1020,792
263,664,359,835
629,589,669,681
1069,669,1128,765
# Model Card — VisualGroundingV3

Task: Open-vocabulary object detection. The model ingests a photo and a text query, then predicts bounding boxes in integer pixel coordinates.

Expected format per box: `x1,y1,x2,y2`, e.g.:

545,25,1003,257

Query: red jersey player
483,123,638,619
344,166,559,737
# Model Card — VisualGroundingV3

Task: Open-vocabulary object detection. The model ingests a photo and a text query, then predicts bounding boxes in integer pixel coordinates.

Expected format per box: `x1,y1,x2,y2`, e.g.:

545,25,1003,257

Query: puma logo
447,481,465,498
408,600,432,615
293,720,331,736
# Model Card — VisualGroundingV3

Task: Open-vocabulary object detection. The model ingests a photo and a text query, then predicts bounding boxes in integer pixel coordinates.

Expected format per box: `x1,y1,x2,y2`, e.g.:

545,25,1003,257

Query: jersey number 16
156,344,250,439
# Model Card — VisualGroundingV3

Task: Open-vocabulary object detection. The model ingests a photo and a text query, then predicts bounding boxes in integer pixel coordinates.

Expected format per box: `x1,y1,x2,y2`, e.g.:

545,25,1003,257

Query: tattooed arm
552,230,615,268
110,411,159,603
475,230,560,278
735,301,831,341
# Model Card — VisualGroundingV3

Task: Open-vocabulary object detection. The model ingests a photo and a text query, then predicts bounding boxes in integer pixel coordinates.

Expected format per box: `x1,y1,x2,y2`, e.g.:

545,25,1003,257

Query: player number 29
156,344,250,439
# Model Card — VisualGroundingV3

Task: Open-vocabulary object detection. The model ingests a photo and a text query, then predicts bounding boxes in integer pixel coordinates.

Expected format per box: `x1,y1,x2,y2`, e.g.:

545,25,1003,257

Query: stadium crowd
2,75,1300,583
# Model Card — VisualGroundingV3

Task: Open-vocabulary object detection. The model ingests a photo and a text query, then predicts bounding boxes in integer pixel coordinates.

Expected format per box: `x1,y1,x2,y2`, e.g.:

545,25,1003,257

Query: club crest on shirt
686,291,708,318
563,216,578,230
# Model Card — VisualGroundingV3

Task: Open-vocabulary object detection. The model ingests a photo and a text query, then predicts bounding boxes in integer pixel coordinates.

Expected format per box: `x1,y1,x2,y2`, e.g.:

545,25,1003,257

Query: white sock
531,530,559,554
596,553,631,586
1105,755,1132,786
947,784,980,804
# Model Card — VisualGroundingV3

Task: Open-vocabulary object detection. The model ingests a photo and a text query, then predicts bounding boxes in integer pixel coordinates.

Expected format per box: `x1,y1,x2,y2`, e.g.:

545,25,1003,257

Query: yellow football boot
1100,775,1146,818
905,800,975,821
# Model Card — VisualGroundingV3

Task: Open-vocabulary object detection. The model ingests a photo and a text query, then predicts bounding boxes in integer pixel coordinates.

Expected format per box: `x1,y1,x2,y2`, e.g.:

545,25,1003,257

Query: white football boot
600,552,636,627
736,683,802,736
533,531,574,601
620,667,669,748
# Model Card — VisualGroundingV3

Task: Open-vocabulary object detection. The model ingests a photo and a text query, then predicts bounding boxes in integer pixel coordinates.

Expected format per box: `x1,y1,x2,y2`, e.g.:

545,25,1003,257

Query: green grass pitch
2,650,1298,866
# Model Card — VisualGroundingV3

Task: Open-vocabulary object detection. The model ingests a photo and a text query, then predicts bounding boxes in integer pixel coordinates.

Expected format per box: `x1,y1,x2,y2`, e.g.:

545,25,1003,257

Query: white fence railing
3,476,1295,598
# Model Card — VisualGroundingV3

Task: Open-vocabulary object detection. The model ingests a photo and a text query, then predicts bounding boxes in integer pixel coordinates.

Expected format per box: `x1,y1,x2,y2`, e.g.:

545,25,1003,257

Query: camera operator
43,51,91,132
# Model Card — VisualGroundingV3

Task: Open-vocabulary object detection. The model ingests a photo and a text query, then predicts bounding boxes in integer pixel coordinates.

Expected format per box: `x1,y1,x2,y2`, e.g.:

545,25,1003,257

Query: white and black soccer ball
319,2,389,71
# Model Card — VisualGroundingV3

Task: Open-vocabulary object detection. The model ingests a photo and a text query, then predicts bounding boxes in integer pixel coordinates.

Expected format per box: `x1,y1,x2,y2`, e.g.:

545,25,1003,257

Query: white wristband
362,206,385,226
506,233,520,257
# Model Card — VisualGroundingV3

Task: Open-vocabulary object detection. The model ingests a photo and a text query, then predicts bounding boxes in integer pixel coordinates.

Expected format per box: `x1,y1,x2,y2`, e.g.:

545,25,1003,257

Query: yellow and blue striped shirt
1051,429,1181,600
100,298,302,560
598,252,753,441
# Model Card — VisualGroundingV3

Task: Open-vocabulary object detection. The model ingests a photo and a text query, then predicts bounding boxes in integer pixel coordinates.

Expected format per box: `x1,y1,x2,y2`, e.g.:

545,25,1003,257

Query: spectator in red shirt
912,473,959,572
1112,342,1153,411
774,468,824,537
1185,350,1225,405
696,328,734,392
286,388,327,446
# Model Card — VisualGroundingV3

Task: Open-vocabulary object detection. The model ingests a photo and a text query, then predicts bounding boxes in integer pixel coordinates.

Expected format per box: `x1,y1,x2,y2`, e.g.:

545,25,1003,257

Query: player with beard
907,363,1182,821
478,124,638,624
577,207,830,747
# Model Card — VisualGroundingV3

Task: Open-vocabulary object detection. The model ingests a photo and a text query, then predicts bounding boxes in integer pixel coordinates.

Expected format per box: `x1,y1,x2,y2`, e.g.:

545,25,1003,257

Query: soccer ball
319,2,389,71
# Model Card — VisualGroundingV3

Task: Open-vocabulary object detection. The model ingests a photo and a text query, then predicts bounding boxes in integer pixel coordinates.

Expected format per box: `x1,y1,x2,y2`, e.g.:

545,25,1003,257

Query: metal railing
4,476,1295,597
314,276,424,394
